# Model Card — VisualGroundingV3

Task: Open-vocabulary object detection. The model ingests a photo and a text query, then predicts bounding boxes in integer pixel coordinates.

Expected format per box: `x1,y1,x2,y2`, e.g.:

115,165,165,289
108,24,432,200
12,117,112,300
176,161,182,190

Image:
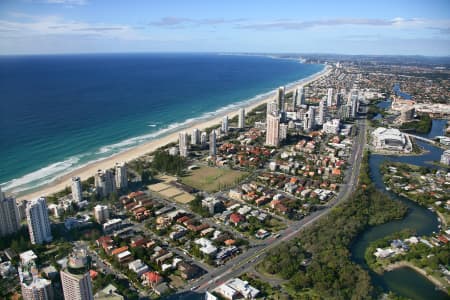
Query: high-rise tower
265,113,280,147
209,130,217,156
179,132,189,158
71,177,82,202
115,162,128,190
26,198,52,245
238,108,245,129
60,249,94,300
0,186,21,237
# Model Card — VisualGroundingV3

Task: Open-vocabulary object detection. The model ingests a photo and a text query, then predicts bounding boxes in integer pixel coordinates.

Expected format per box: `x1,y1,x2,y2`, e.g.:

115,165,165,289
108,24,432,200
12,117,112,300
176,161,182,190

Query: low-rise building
141,271,163,287
102,218,122,233
322,119,340,135
94,284,124,300
128,259,149,277
194,238,217,256
20,250,37,265
215,278,260,300
177,262,201,280
440,150,450,165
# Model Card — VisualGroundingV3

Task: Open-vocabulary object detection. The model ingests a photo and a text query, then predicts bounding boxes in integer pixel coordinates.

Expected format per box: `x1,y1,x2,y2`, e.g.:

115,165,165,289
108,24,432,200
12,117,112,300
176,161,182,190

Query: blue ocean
0,53,323,195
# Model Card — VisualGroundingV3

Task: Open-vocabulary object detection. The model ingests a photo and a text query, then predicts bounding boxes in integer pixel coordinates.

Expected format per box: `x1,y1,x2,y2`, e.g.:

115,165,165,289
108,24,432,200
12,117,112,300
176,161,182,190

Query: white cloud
0,14,149,41
44,0,88,5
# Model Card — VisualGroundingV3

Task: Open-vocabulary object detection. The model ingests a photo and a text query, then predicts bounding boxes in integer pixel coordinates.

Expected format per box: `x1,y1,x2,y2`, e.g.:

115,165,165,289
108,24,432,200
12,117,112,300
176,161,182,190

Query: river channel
351,119,449,299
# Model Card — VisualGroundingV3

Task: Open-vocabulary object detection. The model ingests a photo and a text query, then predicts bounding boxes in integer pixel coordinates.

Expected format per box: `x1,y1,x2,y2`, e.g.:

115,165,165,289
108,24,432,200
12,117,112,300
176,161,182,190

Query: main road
179,113,368,294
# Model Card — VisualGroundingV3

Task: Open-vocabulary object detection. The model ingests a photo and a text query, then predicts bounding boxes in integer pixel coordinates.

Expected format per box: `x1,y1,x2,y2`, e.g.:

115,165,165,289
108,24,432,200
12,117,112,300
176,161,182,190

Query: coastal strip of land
17,66,331,201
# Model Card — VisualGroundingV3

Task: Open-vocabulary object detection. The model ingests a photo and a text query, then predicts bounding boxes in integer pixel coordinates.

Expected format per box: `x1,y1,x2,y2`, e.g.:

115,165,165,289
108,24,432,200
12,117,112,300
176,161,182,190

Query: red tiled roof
89,270,98,279
230,213,245,224
111,246,128,256
143,271,163,283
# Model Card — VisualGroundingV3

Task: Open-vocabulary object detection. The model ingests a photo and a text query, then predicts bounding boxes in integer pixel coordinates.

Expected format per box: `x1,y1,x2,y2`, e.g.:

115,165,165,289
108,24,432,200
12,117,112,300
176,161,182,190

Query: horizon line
0,51,449,59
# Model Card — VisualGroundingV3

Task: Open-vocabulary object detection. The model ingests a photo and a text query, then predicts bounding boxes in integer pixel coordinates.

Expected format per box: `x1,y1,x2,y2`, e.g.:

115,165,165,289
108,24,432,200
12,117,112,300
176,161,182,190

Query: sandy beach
18,65,331,201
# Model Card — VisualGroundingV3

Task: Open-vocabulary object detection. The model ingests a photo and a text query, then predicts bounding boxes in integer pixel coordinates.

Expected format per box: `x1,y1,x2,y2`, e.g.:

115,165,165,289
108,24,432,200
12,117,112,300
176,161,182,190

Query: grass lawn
180,166,248,192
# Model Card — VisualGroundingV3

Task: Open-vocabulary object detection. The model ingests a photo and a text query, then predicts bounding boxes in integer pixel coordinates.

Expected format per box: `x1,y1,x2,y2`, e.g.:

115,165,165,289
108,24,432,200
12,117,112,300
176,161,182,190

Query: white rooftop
20,250,37,264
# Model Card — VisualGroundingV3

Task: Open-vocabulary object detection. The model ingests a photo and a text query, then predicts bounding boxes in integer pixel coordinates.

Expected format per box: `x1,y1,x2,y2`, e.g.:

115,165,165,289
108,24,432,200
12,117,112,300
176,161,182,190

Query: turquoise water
0,53,324,195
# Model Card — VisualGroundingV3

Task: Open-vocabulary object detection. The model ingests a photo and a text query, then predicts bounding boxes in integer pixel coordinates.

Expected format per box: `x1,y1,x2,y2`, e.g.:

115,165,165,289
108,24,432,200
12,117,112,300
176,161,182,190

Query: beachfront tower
0,186,21,237
238,108,245,129
115,162,128,190
26,197,52,245
327,88,333,107
95,169,115,198
201,131,207,145
292,88,299,109
221,116,229,135
299,87,306,105
191,128,200,145
60,248,94,300
267,101,279,116
71,177,83,202
265,113,280,147
277,86,285,112
318,99,326,125
179,132,189,158
209,130,217,157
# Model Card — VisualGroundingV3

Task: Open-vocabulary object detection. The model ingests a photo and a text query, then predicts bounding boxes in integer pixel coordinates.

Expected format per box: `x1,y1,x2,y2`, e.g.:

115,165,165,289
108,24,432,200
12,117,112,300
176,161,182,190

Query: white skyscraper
318,99,326,125
26,198,52,245
178,132,189,157
304,106,315,131
191,128,200,145
209,130,217,156
277,86,285,112
71,177,82,202
93,205,109,224
299,87,306,105
95,170,115,198
265,113,280,147
238,108,245,129
221,116,228,135
215,127,221,139
327,88,333,107
200,131,208,145
0,187,21,237
115,162,128,190
61,249,94,300
267,101,279,116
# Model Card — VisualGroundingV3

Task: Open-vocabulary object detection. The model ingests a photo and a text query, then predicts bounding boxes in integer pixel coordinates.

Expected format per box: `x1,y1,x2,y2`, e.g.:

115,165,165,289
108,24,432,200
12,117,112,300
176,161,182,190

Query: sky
0,0,449,56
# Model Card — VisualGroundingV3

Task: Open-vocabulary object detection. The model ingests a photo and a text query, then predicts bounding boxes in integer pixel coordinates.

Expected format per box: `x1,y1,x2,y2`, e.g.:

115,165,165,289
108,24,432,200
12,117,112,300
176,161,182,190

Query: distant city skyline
0,0,449,56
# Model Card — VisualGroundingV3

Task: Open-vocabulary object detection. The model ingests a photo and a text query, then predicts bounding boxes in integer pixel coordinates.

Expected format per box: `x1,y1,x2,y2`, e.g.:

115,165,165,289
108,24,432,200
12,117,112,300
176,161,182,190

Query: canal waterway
351,119,449,299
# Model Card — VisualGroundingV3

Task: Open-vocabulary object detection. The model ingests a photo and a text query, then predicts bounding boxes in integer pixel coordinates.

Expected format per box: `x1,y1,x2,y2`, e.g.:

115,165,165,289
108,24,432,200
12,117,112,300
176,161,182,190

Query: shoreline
16,65,331,201
384,261,449,293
